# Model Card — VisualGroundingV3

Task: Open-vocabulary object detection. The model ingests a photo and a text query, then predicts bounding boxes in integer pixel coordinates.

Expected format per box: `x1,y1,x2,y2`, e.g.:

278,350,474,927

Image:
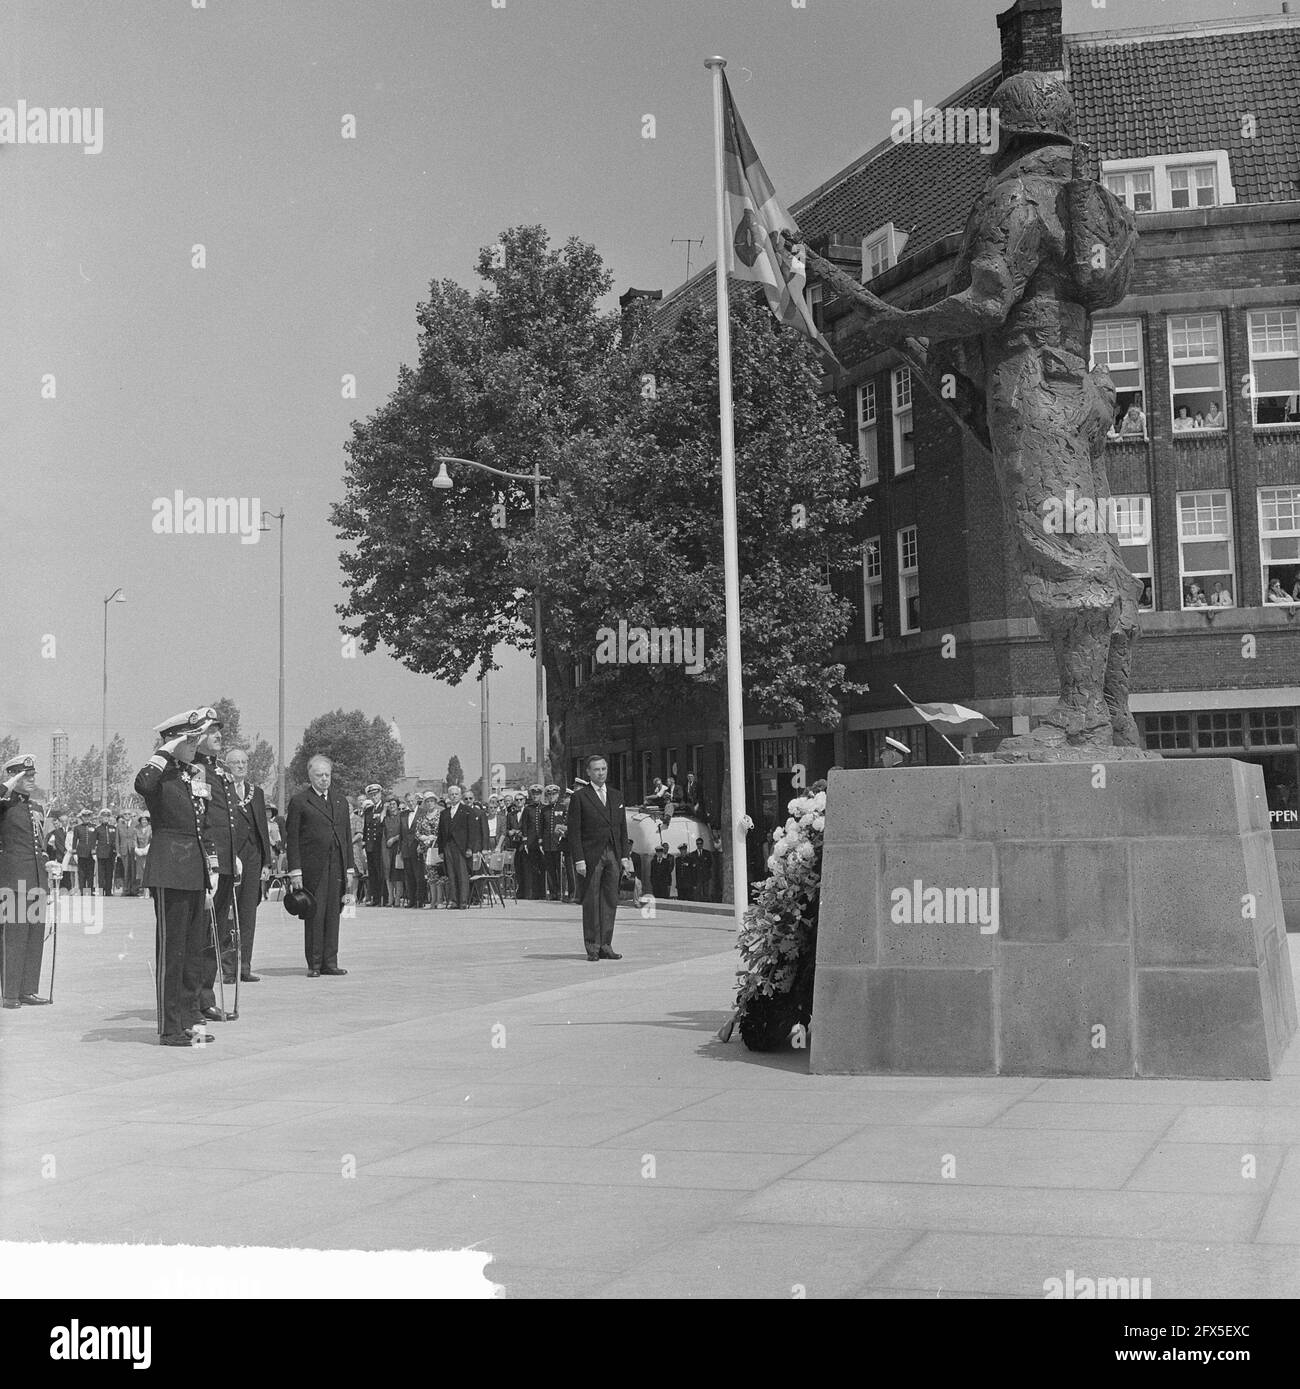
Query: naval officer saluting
0,754,51,1008
134,708,221,1047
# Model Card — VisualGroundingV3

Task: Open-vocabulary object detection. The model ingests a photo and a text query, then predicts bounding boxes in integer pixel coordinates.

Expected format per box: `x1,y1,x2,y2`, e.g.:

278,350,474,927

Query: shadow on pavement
80,1025,161,1045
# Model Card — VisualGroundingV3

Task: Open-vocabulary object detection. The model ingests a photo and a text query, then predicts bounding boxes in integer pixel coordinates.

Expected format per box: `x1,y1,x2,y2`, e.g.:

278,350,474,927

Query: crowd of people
1,716,725,1040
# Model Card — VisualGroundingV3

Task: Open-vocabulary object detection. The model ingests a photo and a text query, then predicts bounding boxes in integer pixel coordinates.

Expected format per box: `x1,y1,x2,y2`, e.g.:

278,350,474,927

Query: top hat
283,885,316,920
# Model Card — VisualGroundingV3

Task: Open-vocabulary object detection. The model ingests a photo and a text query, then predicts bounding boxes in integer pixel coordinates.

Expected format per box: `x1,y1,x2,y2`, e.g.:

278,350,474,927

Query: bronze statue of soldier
795,72,1150,761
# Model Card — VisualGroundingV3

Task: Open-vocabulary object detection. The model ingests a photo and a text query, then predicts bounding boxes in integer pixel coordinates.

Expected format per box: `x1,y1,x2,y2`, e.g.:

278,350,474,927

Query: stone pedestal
811,759,1297,1079
1276,828,1300,933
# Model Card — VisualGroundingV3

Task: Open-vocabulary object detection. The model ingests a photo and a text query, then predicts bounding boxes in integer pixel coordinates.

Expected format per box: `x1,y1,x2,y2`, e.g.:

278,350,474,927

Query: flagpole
707,54,749,930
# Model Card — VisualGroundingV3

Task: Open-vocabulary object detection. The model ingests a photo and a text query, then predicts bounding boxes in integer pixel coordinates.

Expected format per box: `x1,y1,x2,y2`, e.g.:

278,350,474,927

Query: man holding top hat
286,754,357,976
1,754,51,1008
134,709,221,1047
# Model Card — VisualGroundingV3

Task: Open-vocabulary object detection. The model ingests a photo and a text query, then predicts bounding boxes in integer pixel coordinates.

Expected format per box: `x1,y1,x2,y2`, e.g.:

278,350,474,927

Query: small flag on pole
894,684,995,735
719,72,836,362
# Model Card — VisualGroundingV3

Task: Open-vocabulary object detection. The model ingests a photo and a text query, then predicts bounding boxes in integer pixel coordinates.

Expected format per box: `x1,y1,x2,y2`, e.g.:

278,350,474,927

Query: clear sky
0,0,1254,790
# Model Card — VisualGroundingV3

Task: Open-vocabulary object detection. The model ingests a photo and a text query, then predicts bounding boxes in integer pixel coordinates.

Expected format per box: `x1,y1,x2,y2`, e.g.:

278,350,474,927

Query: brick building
573,0,1300,851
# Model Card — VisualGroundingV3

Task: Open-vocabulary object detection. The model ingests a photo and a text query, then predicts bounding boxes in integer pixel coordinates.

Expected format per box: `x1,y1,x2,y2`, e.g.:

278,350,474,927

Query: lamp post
101,588,125,807
432,456,552,783
260,509,287,814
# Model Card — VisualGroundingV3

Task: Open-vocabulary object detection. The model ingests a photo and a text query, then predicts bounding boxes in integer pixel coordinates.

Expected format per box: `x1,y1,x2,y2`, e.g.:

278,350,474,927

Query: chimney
996,0,1064,80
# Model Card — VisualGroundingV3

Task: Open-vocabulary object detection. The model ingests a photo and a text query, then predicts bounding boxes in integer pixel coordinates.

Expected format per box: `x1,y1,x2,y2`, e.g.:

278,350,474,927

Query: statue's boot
1104,625,1141,747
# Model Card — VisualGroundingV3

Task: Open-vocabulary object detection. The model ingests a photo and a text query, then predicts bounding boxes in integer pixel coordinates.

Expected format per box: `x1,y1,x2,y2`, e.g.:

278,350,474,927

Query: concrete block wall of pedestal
1275,829,1300,933
810,760,1298,1079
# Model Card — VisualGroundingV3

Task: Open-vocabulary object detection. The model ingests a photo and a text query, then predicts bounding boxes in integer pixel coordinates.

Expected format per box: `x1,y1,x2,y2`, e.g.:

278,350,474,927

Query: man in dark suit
676,844,695,901
93,808,117,896
692,838,715,902
361,782,385,906
648,843,673,903
520,784,548,900
287,755,357,977
225,746,272,982
135,709,221,1047
436,783,481,909
566,754,633,961
72,809,96,895
541,784,564,901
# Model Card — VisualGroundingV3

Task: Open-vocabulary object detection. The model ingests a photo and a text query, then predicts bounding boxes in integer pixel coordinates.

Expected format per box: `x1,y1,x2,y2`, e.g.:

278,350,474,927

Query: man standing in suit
648,843,673,904
93,808,117,896
225,747,272,983
520,784,548,900
135,709,220,1047
287,755,356,977
361,783,385,906
567,754,633,962
541,784,564,901
436,783,481,909
1,754,51,1008
73,809,96,895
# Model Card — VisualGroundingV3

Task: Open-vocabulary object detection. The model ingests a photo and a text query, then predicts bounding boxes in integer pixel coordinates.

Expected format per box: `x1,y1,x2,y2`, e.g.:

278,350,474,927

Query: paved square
3,896,1300,1297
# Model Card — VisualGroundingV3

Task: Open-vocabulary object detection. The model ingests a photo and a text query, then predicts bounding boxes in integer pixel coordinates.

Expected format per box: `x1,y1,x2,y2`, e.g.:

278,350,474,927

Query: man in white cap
361,783,386,906
135,709,221,1046
1,754,51,1007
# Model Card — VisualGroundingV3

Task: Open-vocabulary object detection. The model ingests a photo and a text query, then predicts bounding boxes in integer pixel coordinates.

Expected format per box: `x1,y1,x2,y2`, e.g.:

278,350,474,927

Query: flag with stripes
895,686,996,734
720,73,835,360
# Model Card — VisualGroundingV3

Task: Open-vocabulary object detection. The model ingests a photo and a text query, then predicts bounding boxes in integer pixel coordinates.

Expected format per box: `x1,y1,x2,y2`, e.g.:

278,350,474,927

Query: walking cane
207,890,227,1019
155,886,166,1038
229,872,242,1021
44,864,59,1004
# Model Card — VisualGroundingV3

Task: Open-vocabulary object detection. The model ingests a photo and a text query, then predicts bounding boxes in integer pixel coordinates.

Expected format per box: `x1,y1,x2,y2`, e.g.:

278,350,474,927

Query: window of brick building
1092,318,1146,437
1259,486,1300,603
863,537,884,641
1196,711,1245,750
1249,708,1298,748
1168,164,1219,209
1114,494,1154,610
1168,314,1226,430
1247,309,1300,427
863,223,902,280
1143,713,1193,751
1177,490,1235,608
1104,168,1155,213
857,381,879,485
897,525,920,634
807,282,825,334
892,367,914,474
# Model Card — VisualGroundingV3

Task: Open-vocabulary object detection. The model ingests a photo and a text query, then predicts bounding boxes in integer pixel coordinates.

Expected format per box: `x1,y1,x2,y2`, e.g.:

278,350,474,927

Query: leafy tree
0,734,18,767
61,736,130,812
209,696,276,790
446,754,464,789
334,227,867,836
289,710,403,797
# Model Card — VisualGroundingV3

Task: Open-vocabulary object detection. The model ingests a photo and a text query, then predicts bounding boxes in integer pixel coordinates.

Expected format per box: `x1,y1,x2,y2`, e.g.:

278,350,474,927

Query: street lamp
101,588,125,807
432,455,552,782
260,509,287,815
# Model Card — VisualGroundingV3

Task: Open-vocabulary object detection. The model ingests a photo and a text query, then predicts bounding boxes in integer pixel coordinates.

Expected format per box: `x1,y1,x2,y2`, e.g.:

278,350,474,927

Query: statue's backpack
1065,147,1138,311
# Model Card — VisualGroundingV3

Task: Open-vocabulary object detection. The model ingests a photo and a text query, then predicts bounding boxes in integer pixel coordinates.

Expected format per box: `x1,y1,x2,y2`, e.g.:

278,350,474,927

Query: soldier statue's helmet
990,71,1075,154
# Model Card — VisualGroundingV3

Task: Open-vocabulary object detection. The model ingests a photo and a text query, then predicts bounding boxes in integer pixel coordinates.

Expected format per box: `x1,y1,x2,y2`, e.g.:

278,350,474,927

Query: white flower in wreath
811,814,825,832
797,841,815,863
812,791,827,812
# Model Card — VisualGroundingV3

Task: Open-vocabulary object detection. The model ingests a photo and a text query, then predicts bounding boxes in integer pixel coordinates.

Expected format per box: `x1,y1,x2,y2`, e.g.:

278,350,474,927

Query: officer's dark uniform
73,815,96,894
93,816,116,895
362,797,385,905
676,848,695,901
541,790,564,901
0,758,48,1006
195,748,238,1016
135,722,216,1046
520,792,547,900
649,849,673,902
